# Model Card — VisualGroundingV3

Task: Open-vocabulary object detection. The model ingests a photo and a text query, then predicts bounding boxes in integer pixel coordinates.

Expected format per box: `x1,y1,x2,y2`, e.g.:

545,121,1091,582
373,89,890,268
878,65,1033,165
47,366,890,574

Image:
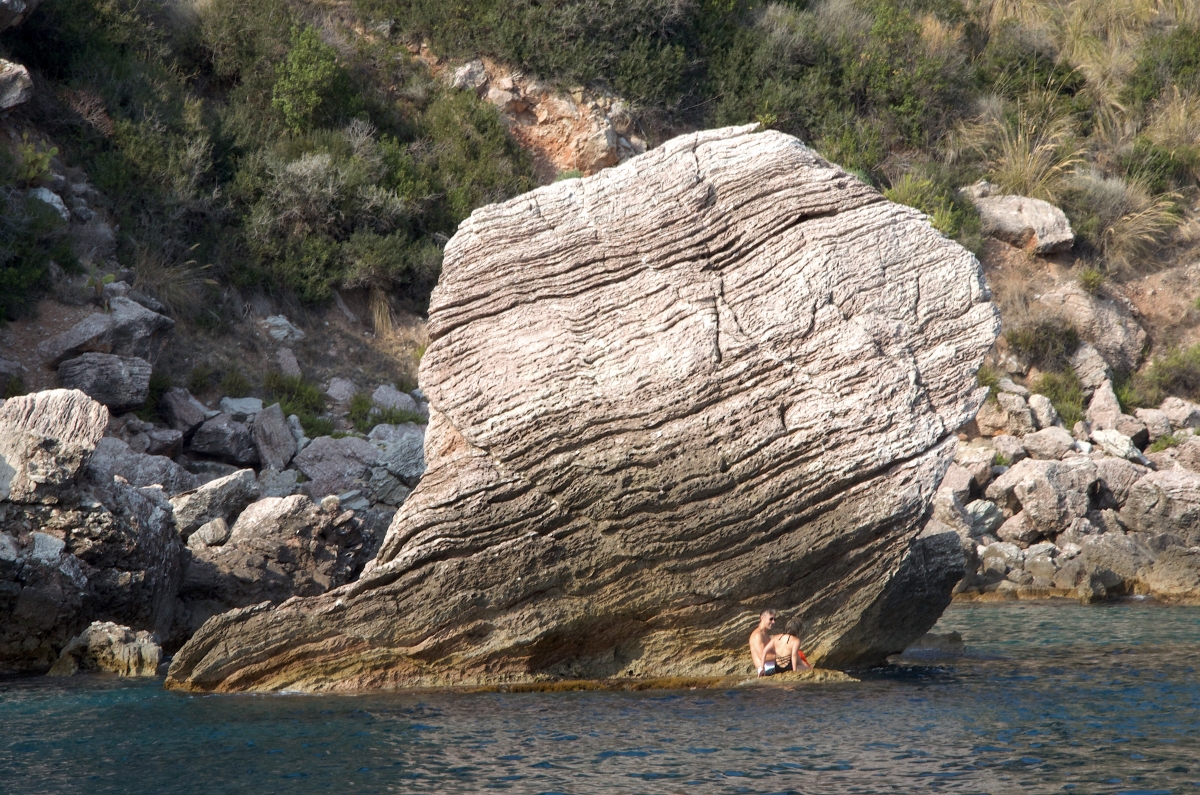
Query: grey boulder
293,435,380,498
159,388,209,435
86,436,199,496
37,296,175,366
251,403,296,471
169,468,260,538
57,353,152,413
189,414,258,466
971,191,1074,254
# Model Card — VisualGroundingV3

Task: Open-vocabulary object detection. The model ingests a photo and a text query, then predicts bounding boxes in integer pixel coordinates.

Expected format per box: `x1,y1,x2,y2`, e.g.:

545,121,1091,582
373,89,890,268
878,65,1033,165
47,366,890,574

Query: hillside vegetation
2,0,1198,351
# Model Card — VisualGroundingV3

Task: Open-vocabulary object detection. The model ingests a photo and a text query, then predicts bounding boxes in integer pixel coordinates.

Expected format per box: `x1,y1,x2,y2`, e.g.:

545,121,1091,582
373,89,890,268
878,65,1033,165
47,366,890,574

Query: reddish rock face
167,126,999,693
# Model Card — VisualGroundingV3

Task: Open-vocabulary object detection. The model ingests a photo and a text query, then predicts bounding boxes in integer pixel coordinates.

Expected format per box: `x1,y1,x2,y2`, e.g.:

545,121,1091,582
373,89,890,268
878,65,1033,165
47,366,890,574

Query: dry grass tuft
963,93,1084,202
132,242,217,319
1067,169,1179,271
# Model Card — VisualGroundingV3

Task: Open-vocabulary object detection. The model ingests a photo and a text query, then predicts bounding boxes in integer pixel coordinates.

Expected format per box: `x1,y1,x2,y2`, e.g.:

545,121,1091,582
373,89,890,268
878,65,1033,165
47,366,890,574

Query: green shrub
347,389,427,432
1148,433,1182,453
1124,24,1200,109
883,173,979,240
1077,266,1105,295
977,362,1001,401
1005,318,1081,371
264,371,330,437
1034,369,1085,429
219,369,253,398
272,25,346,134
188,364,215,395
0,192,78,321
1137,345,1200,405
16,134,58,186
2,375,26,399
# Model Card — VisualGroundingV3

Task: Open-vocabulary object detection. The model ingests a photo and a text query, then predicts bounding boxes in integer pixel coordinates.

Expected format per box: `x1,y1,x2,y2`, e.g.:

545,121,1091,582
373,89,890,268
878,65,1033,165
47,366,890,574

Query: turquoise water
2,602,1198,794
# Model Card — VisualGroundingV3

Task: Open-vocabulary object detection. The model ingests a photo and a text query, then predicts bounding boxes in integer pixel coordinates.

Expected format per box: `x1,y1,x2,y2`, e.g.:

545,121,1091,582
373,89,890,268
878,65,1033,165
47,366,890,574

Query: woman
769,619,813,673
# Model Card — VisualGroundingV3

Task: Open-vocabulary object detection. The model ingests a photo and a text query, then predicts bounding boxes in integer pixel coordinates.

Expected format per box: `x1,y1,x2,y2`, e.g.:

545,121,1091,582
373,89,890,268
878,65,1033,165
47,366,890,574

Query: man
749,609,777,676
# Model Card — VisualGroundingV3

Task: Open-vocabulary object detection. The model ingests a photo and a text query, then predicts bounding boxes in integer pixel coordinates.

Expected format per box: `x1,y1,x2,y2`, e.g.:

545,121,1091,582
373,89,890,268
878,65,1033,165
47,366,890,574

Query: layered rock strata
167,126,999,692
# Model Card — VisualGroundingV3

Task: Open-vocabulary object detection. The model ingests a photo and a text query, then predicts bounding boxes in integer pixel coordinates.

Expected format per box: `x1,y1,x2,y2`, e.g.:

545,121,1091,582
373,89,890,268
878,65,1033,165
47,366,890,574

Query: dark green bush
136,371,174,421
1005,318,1081,371
1124,24,1200,108
272,25,347,134
0,193,78,321
1137,345,1200,406
264,371,330,436
220,369,254,398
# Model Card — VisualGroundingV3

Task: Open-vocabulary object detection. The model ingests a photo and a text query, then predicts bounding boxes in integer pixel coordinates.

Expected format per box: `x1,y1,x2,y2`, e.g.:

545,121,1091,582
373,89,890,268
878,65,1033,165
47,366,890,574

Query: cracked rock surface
167,126,999,692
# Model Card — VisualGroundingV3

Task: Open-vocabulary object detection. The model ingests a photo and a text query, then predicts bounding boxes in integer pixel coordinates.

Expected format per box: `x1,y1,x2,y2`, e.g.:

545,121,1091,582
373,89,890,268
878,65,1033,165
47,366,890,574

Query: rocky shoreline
943,376,1200,604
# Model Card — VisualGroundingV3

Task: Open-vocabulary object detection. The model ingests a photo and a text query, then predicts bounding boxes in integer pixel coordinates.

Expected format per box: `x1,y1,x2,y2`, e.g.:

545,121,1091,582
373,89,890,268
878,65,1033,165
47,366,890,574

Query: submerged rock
167,126,999,692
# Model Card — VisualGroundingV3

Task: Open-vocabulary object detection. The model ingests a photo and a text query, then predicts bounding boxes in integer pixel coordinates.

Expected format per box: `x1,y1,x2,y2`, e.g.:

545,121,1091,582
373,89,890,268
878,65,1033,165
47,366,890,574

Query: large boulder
1121,470,1200,546
1,392,182,674
57,353,152,413
0,389,108,503
969,189,1074,254
48,621,162,677
169,469,260,539
1038,285,1146,373
985,457,1097,537
1137,548,1200,603
86,436,199,496
189,414,258,466
172,496,378,645
37,296,175,366
293,435,380,498
166,126,999,692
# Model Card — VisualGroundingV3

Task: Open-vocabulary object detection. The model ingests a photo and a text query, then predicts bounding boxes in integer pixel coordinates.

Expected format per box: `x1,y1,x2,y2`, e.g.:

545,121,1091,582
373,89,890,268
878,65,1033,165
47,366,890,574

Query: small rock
971,193,1074,254
336,490,371,512
31,532,66,563
1160,397,1200,431
991,434,1026,465
997,511,1040,546
369,423,426,485
293,436,380,499
257,468,300,499
372,384,418,414
286,414,310,453
219,396,263,422
325,377,357,403
1092,428,1148,464
86,436,198,496
276,348,302,378
28,187,70,222
996,378,1029,397
1135,408,1173,441
451,59,488,91
1070,343,1111,398
983,541,1024,569
1027,394,1061,430
365,467,411,507
0,59,32,110
263,315,305,342
251,403,296,471
159,388,208,435
954,441,997,488
186,518,230,549
964,499,1004,537
1022,426,1075,460
145,428,183,458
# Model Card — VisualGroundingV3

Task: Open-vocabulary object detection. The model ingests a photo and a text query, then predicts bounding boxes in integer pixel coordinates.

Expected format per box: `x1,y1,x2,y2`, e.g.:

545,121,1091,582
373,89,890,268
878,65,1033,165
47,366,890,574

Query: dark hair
784,619,803,635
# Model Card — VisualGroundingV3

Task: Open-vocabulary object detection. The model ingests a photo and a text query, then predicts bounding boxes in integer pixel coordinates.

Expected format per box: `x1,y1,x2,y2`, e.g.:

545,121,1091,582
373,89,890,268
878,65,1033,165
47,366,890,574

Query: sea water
2,602,1198,794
